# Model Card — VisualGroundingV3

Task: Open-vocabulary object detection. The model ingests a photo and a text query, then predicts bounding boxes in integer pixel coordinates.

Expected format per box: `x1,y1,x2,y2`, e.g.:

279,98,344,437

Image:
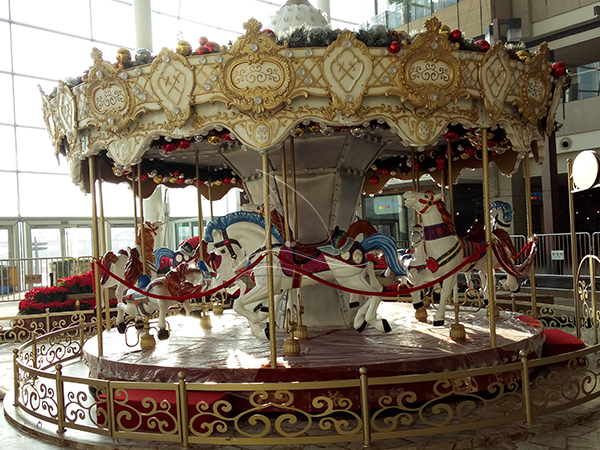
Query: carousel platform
83,302,546,412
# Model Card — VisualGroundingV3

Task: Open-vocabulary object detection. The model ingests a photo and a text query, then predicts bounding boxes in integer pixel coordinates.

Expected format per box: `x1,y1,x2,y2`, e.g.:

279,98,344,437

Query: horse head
403,190,444,216
490,201,513,230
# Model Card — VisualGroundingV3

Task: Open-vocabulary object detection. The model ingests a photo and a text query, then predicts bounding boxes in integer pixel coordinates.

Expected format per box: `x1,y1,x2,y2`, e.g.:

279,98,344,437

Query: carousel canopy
39,16,565,201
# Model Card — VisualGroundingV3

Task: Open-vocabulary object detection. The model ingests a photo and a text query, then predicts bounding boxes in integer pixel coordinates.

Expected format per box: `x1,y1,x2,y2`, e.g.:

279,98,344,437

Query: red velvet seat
516,315,542,328
541,328,585,357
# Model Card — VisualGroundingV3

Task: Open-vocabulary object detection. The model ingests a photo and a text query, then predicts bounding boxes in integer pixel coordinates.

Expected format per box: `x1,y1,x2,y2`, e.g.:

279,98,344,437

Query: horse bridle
416,191,439,215
213,229,242,260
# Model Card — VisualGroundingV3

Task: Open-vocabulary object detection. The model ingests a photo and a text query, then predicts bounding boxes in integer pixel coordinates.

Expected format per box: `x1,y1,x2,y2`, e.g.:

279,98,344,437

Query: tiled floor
3,300,600,450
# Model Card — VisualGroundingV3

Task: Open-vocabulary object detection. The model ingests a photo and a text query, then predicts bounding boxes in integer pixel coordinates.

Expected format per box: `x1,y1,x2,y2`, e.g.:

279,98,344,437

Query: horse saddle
279,246,329,276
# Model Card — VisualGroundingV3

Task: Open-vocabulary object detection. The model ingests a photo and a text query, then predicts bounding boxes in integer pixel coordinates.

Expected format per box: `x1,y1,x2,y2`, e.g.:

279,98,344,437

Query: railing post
178,372,189,448
32,332,38,370
359,367,371,447
79,321,85,356
55,363,66,434
13,348,19,407
45,307,51,334
520,350,533,427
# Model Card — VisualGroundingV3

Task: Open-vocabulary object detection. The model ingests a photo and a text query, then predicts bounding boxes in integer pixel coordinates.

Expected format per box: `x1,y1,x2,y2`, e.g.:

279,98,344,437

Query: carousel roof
39,16,565,199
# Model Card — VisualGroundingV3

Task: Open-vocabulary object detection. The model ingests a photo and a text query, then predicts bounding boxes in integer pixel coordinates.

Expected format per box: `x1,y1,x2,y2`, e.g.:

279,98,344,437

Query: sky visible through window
0,0,376,220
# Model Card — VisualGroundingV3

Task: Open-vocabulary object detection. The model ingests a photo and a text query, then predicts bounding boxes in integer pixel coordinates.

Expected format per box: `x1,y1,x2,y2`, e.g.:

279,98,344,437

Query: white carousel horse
403,190,523,326
100,220,163,305
204,211,406,340
115,263,207,340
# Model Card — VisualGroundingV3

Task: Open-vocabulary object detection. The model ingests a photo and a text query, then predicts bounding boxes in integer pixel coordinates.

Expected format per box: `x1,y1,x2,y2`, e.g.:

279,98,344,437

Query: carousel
38,0,566,423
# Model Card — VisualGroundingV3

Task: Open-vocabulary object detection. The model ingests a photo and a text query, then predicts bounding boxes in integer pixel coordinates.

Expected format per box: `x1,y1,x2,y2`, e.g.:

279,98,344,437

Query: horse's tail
100,251,119,285
346,220,378,240
362,233,406,276
154,247,175,268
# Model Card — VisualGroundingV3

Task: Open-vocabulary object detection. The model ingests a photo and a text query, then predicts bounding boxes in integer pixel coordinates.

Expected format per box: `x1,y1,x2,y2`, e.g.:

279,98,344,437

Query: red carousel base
84,302,544,415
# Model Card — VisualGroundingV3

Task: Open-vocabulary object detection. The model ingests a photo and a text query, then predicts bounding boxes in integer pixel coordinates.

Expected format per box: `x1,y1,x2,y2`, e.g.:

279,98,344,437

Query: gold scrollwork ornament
394,17,461,111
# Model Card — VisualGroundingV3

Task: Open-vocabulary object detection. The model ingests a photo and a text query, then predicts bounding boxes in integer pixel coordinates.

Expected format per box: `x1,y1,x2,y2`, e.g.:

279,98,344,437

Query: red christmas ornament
443,131,458,141
389,41,401,54
261,29,276,40
199,36,208,46
449,29,462,42
163,142,177,153
369,175,380,185
413,162,420,171
223,177,231,184
465,146,476,156
222,133,234,143
177,177,185,184
475,39,490,52
380,168,389,175
552,62,567,78
141,172,148,181
178,140,191,150
195,46,210,55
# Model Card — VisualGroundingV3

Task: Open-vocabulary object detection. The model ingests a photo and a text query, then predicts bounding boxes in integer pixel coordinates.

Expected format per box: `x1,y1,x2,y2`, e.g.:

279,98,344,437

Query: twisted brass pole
263,151,277,368
89,156,103,356
482,129,497,347
195,151,205,263
524,152,537,319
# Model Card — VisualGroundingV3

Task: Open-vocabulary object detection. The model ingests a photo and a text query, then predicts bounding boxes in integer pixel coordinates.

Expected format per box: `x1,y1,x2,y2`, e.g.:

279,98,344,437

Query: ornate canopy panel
39,17,564,200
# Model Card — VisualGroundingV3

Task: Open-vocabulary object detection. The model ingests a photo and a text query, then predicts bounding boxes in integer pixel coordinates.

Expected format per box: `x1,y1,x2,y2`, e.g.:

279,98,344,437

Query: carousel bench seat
97,388,229,433
541,328,585,357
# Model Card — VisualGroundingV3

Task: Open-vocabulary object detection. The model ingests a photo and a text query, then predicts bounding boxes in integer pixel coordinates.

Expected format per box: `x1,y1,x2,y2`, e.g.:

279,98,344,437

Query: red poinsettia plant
18,271,117,315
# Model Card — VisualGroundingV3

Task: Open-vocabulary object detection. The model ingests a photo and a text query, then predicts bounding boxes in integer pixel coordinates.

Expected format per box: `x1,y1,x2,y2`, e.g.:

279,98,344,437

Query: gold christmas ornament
116,48,132,69
293,125,304,137
308,123,320,132
176,40,192,56
516,50,531,62
153,175,163,183
214,179,222,186
208,134,222,144
460,153,470,160
439,24,451,36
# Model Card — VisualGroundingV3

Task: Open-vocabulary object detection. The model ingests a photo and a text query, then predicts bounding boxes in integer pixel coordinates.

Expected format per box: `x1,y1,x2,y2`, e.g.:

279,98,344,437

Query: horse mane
136,221,156,264
100,252,119,284
203,211,285,244
125,247,143,284
434,199,457,235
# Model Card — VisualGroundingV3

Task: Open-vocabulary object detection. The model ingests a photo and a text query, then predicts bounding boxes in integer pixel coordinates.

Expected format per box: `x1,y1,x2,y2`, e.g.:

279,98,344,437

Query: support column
133,0,153,51
541,134,561,233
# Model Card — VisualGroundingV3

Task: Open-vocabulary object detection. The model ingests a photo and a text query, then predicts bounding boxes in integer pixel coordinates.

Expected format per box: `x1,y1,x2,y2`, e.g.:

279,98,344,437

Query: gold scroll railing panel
8,322,600,446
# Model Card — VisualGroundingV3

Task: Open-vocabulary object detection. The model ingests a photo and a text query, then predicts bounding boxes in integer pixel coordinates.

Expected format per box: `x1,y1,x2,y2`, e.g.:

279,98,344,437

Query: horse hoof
264,324,270,341
512,286,521,294
483,299,489,306
134,320,144,330
253,303,263,313
356,321,367,333
179,308,187,316
413,301,424,310
382,319,391,333
117,323,126,334
433,320,445,327
349,301,360,309
158,329,169,340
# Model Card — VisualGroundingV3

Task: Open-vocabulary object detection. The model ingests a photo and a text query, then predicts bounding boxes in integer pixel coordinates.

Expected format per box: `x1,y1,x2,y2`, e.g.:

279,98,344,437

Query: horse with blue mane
204,210,406,340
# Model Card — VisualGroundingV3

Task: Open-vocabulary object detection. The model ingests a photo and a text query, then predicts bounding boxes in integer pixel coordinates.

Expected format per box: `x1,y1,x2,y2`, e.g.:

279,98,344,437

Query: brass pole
290,137,299,243
97,164,111,330
208,168,214,219
132,178,138,238
411,147,419,223
89,156,103,356
263,151,277,369
447,142,460,327
568,159,580,339
524,152,537,319
520,350,533,426
482,129,497,347
195,151,205,263
280,143,290,243
592,256,598,344
137,164,147,276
